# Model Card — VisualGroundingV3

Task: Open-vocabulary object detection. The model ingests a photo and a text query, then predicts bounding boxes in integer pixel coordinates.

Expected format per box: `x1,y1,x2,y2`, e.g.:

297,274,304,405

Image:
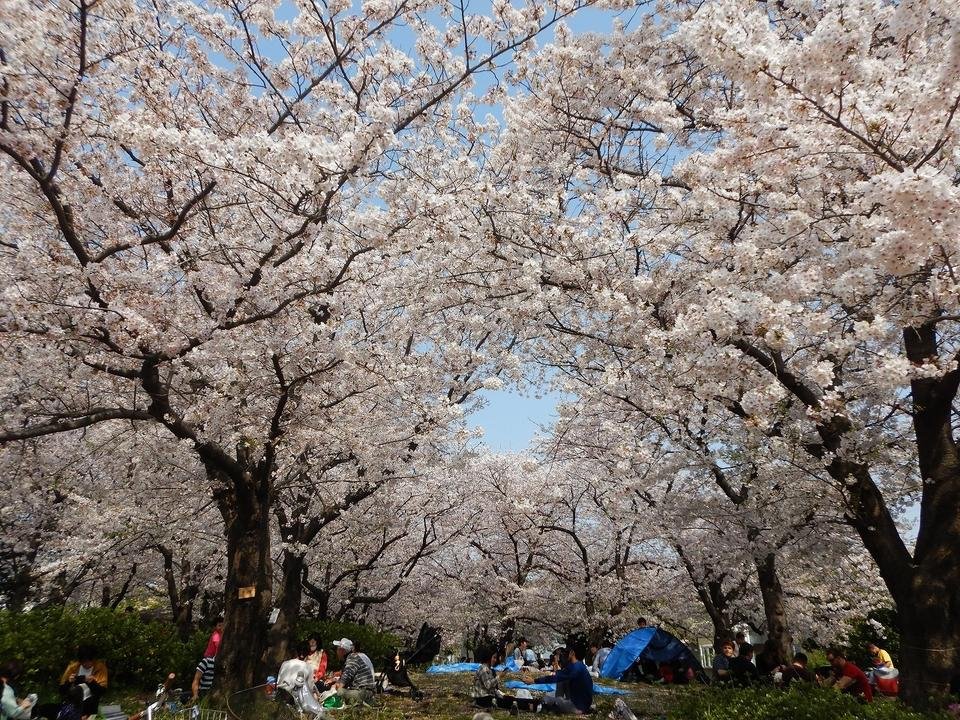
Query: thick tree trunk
898,589,960,707
737,323,960,708
754,553,790,665
212,469,273,698
264,551,305,668
891,323,960,706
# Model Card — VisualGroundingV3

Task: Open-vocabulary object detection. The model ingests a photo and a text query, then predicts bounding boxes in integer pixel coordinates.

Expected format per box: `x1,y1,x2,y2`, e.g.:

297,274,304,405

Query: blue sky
467,388,564,451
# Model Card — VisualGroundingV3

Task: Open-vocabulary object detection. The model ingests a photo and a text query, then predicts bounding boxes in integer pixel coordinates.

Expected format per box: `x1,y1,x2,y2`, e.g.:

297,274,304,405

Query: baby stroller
276,660,326,718
377,651,424,701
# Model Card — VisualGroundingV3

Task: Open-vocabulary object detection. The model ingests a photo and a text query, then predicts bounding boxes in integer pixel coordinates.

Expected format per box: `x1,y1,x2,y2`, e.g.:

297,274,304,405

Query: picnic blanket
426,662,481,674
426,661,514,674
503,680,631,696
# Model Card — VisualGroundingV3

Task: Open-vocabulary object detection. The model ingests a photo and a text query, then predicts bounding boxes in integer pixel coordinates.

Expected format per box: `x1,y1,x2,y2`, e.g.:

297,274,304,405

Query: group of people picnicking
0,616,925,720
469,618,906,717
275,636,380,708
710,634,901,703
0,619,387,720
193,621,382,709
473,641,595,716
1,645,109,720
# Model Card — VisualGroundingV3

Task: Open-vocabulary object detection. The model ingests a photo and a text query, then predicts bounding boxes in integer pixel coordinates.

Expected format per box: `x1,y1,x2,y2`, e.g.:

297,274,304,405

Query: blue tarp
503,680,630,696
426,663,481,674
426,660,514,674
600,627,702,680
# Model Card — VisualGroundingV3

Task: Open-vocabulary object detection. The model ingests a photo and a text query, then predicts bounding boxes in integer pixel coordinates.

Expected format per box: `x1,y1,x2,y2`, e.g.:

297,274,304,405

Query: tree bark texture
211,466,273,698
754,552,790,666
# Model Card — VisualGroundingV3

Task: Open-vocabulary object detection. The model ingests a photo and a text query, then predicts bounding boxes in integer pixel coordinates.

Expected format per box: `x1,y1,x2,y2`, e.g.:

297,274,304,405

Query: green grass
218,671,679,720
98,672,949,720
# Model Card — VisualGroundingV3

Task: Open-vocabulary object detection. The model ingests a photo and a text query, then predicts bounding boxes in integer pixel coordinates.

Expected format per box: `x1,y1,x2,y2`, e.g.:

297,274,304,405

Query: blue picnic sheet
426,662,482,674
503,680,630,696
426,658,517,674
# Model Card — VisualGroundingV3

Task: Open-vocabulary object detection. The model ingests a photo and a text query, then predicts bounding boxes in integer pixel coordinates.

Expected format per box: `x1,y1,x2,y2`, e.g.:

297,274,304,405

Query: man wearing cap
331,638,376,706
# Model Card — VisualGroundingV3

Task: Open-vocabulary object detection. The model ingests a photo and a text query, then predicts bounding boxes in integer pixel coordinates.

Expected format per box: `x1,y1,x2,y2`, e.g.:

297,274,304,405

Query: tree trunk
704,577,736,651
736,323,960,708
264,550,305,668
898,578,960,707
754,552,790,665
302,564,333,619
157,545,199,640
212,468,273,698
675,547,735,650
884,323,960,705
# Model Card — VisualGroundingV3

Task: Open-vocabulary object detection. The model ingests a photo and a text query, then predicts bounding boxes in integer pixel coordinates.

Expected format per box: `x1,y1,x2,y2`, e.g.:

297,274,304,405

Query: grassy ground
236,671,678,720
101,670,683,720
99,671,949,720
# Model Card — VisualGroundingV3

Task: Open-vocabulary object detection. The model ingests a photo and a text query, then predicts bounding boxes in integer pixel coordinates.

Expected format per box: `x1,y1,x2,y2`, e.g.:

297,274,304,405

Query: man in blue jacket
529,647,593,715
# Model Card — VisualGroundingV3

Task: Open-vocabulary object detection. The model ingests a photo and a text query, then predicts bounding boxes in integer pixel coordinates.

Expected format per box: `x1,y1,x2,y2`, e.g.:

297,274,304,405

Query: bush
294,619,402,671
667,686,950,720
0,607,207,696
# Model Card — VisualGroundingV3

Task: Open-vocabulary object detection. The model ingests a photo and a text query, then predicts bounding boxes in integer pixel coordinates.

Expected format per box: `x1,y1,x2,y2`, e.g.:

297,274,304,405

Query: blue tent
600,627,702,680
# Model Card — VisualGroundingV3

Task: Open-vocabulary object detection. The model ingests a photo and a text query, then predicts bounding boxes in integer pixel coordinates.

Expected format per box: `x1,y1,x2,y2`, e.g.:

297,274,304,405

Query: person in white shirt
512,638,537,668
589,643,611,677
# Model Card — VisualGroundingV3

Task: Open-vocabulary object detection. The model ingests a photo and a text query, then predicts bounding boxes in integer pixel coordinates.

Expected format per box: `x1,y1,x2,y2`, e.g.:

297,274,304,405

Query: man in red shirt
830,650,873,702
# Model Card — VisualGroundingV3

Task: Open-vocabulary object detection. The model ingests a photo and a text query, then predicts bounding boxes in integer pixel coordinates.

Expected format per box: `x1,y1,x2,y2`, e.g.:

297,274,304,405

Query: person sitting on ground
814,648,840,687
589,643,610,678
202,617,223,659
191,652,215,703
867,642,894,683
513,638,537,668
712,641,735,683
829,649,872,702
733,632,746,656
473,646,522,710
353,642,376,683
550,647,571,702
775,652,812,687
1,661,37,720
330,638,376,706
305,636,328,691
59,645,108,718
528,647,593,715
656,662,674,685
729,642,761,687
473,646,501,708
673,659,695,685
277,643,322,715
35,684,83,720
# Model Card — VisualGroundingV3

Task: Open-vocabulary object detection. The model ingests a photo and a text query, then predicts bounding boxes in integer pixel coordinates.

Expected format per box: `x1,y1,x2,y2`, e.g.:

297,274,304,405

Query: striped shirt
339,652,375,690
196,657,215,693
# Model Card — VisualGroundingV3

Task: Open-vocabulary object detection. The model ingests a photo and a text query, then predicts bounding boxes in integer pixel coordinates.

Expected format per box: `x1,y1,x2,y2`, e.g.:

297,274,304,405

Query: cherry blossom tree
492,0,958,703
0,0,593,692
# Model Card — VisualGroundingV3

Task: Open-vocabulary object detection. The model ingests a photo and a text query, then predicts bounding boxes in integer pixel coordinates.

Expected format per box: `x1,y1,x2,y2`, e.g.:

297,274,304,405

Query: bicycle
129,674,227,720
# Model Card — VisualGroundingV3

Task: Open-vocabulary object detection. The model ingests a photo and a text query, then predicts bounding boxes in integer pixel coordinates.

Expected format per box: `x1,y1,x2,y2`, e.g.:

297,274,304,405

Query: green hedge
294,619,402,671
668,686,950,720
0,607,207,695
